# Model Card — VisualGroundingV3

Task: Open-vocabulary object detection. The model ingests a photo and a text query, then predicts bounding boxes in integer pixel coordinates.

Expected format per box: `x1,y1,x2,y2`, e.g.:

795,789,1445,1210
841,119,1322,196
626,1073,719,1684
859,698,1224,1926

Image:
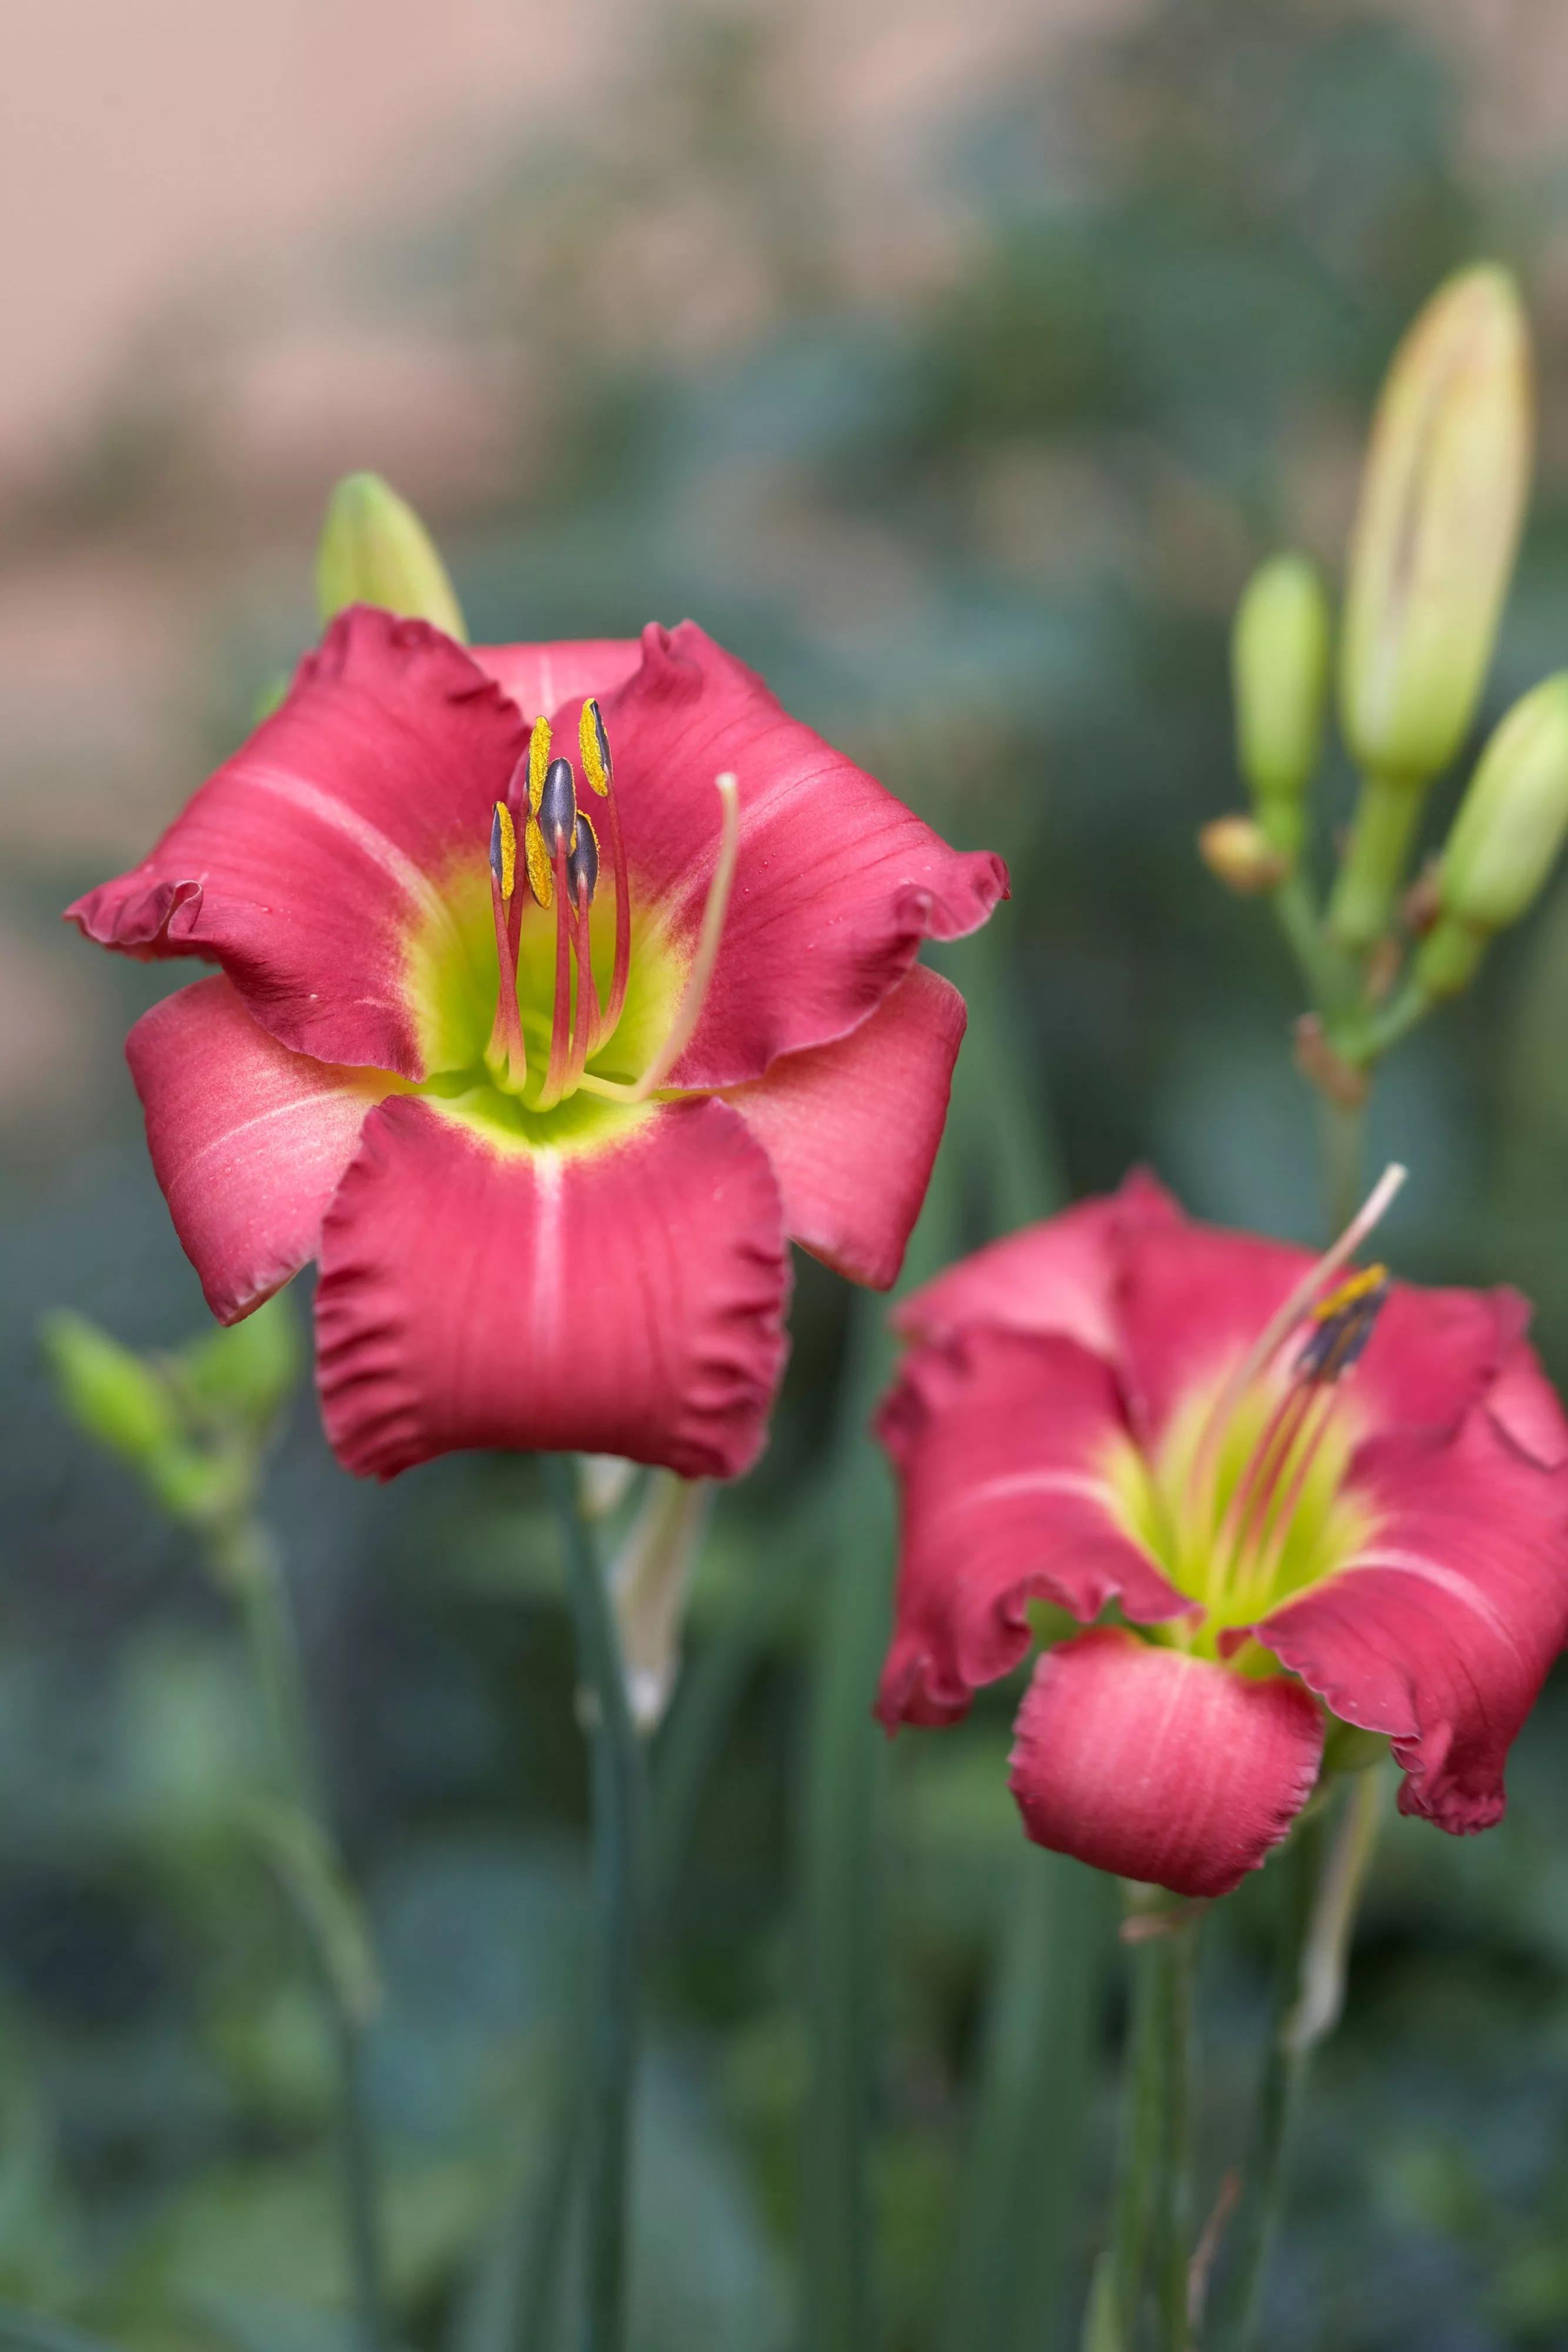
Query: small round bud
1199,815,1289,895
39,1311,179,1463
1232,555,1329,828
315,472,467,643
1339,266,1532,784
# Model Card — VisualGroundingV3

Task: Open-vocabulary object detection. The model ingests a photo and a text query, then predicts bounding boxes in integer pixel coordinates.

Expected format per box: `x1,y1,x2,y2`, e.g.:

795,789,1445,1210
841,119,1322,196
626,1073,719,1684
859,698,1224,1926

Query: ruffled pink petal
68,607,526,1081
1008,1628,1324,1899
1115,1217,1524,1451
1258,1401,1568,1835
875,1325,1191,1729
474,639,643,721
1485,1336,1568,1468
589,622,1008,1087
315,1094,789,1482
126,976,392,1322
723,964,965,1289
893,1168,1182,1352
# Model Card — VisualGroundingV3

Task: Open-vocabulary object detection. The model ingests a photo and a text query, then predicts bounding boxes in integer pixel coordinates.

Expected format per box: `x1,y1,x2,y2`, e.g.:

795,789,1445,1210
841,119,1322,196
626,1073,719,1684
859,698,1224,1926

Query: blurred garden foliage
7,1,1568,2346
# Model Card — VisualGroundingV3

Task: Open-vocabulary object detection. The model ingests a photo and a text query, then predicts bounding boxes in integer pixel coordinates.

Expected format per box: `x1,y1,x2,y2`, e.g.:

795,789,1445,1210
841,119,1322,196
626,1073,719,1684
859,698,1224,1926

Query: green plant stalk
1270,870,1358,1018
938,1853,1111,2352
1328,773,1429,951
1318,1100,1366,1240
208,1517,388,2352
1208,1769,1383,2351
543,1455,644,2352
1106,1903,1202,2348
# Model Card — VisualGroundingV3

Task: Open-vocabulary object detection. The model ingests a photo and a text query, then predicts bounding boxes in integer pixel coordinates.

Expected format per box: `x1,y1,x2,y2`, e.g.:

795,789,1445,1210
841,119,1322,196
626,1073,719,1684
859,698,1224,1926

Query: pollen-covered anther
1296,1265,1390,1384
484,799,526,1089
524,818,553,909
580,696,631,1037
569,808,600,907
580,696,613,797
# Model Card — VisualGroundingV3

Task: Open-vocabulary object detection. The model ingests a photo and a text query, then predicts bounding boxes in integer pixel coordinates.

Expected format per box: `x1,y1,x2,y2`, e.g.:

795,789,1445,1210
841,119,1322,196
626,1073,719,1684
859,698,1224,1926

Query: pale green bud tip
1232,554,1329,803
1340,264,1533,784
315,472,467,643
39,1311,179,1462
1439,673,1568,931
180,1289,303,1425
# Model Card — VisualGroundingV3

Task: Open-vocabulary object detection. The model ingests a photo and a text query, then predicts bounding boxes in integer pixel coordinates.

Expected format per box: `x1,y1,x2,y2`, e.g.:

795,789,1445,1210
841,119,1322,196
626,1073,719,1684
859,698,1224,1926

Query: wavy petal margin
725,964,965,1289
875,1325,1191,1729
70,608,526,1080
315,1093,790,1481
1261,1400,1568,1833
126,976,392,1321
592,622,1008,1087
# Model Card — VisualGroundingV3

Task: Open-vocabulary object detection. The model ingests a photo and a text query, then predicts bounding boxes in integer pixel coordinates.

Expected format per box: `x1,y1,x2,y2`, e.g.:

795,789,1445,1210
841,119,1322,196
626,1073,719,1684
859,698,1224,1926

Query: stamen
566,812,601,1090
538,756,577,858
524,818,553,909
484,800,526,1088
580,697,632,1041
527,714,551,815
1188,1163,1407,1511
575,773,740,1105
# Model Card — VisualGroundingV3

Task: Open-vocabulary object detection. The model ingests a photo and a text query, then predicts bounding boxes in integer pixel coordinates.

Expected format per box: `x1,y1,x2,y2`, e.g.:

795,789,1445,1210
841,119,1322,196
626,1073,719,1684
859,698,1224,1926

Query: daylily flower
69,609,1006,1481
875,1170,1568,1899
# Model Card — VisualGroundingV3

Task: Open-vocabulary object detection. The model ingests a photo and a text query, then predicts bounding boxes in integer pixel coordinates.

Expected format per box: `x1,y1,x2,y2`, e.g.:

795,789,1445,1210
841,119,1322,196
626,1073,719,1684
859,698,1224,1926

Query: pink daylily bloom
875,1172,1568,1899
69,608,1007,1481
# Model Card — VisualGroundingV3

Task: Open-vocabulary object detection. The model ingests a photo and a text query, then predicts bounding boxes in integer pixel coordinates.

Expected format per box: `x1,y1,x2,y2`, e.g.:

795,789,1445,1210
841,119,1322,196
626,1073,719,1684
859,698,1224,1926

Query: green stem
1208,1770,1383,2351
208,1518,388,2352
1332,977,1433,1073
543,1455,644,2352
1107,1902,1202,2350
1327,773,1429,951
1269,870,1356,1017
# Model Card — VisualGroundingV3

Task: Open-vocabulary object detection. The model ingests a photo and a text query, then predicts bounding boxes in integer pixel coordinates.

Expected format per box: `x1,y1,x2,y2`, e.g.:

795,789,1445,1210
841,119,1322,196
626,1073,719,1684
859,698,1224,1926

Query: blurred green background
6,1,1568,2346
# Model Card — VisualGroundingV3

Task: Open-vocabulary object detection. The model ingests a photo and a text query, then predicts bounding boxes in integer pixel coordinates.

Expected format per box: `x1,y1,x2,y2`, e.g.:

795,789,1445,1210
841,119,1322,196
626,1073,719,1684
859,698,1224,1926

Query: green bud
1438,674,1568,929
1339,265,1532,785
1232,554,1330,843
1198,815,1289,896
180,1292,303,1428
1414,673,1568,1003
40,1311,180,1463
315,472,467,642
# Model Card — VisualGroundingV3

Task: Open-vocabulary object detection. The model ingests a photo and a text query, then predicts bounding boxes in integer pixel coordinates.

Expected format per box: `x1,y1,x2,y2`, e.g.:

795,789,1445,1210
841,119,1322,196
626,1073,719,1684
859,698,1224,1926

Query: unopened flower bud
609,1472,712,1733
1232,555,1329,851
179,1292,303,1428
315,472,467,643
1415,674,1568,1001
40,1311,179,1463
1199,815,1289,896
1339,266,1532,785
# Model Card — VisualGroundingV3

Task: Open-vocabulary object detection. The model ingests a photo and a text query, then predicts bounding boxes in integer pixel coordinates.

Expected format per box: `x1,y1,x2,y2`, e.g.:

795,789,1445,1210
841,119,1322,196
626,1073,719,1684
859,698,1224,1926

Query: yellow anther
580,697,612,797
1309,1264,1388,1322
492,801,517,901
527,714,552,816
524,816,553,909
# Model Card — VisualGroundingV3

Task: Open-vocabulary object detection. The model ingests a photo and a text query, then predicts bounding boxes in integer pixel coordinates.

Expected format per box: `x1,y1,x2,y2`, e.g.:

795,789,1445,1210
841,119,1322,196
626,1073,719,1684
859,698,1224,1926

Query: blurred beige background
0,0,1562,1160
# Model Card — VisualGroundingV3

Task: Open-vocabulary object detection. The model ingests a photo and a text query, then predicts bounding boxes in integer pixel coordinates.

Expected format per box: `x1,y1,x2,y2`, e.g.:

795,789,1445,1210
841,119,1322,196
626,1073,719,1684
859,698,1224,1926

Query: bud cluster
1205,265,1568,1085
41,1292,303,1530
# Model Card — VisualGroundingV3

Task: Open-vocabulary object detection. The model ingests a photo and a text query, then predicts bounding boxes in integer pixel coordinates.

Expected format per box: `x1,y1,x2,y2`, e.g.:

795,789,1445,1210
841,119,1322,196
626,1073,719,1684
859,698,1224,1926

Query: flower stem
208,1518,388,2352
543,1455,644,2352
1106,1898,1202,2351
1208,1769,1385,2351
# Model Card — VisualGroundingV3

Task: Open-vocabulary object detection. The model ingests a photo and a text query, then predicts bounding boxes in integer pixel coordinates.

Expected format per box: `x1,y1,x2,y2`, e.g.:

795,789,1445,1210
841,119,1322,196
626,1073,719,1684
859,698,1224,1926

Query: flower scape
876,1170,1568,1899
68,609,1007,1480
